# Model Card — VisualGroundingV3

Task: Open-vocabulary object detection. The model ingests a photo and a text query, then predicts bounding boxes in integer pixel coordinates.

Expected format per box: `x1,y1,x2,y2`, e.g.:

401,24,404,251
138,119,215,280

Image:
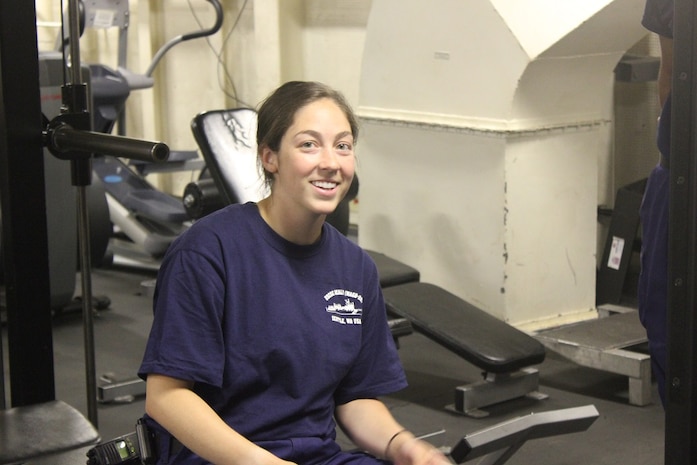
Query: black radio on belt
86,419,157,465
86,432,141,465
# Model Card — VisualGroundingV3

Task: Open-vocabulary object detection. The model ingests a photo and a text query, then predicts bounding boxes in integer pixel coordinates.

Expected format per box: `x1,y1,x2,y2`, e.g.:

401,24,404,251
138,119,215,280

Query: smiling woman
137,81,451,465
257,99,355,244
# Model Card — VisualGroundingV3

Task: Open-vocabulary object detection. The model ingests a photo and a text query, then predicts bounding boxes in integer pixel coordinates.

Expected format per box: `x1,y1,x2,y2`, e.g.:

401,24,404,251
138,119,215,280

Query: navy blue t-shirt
642,0,673,38
139,203,407,464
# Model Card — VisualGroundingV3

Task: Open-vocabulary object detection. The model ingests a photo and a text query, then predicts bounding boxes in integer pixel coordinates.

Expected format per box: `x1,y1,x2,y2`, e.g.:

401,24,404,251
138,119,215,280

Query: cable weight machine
42,0,170,428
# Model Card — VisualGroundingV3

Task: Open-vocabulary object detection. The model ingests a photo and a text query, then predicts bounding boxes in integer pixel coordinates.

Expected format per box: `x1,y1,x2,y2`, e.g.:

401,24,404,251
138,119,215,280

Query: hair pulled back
256,81,359,186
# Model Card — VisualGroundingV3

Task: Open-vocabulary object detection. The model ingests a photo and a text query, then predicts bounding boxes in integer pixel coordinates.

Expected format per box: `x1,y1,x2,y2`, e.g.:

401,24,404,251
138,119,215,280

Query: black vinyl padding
388,317,414,339
0,400,99,464
191,108,356,235
191,108,260,206
366,250,420,287
382,282,546,373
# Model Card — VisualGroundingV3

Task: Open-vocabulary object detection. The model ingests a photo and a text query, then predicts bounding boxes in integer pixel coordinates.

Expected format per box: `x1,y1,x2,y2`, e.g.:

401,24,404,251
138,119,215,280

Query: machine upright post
64,0,99,428
666,0,697,462
0,0,56,407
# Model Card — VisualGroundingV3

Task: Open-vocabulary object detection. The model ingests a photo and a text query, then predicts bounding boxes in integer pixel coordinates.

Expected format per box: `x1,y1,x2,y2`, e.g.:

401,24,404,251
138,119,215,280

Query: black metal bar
0,0,56,406
76,181,98,427
0,304,3,409
67,0,82,85
49,124,170,163
62,0,98,429
43,0,169,427
145,0,224,77
666,0,697,462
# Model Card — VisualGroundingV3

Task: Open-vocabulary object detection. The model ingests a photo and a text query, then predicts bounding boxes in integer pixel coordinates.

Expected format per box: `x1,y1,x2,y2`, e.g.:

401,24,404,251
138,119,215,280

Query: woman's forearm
145,374,293,465
657,35,673,106
335,399,449,465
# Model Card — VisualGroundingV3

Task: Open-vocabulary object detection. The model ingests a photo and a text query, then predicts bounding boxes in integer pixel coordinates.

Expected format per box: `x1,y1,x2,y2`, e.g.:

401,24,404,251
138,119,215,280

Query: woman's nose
318,147,340,170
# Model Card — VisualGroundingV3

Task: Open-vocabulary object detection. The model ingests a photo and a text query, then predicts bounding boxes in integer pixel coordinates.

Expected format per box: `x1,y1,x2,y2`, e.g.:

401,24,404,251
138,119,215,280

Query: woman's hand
388,434,451,465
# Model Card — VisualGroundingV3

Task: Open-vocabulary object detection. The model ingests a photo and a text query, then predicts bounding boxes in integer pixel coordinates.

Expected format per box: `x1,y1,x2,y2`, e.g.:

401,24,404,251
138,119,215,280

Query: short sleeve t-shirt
642,0,673,159
139,203,407,464
642,0,673,38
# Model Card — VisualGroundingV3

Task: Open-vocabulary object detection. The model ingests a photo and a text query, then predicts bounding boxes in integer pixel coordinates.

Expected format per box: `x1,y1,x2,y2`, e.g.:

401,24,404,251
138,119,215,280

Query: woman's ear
259,144,279,174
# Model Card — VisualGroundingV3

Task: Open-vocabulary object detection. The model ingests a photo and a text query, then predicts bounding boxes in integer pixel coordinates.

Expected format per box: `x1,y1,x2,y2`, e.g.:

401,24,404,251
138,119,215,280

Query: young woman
139,81,450,465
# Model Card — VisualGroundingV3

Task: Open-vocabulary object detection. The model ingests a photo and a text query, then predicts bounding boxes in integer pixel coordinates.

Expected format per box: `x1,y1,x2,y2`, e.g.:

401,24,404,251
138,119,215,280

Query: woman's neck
257,197,324,245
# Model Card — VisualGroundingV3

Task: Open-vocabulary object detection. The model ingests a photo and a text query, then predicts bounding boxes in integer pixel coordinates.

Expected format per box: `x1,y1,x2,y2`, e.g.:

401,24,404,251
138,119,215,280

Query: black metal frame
666,0,697,462
0,0,56,408
0,2,167,425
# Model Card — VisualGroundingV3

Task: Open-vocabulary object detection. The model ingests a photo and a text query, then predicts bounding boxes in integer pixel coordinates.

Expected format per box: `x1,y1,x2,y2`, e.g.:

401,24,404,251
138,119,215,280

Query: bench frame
450,368,548,418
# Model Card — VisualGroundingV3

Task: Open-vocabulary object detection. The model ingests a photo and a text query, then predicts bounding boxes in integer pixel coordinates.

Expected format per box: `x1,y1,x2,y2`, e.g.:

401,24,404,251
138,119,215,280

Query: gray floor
3,264,665,464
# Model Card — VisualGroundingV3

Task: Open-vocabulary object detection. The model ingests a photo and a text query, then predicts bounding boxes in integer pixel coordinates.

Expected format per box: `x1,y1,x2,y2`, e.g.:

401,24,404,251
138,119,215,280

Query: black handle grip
50,124,170,163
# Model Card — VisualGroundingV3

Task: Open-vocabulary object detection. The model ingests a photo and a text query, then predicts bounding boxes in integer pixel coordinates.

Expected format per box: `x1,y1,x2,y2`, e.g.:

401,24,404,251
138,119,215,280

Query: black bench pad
366,250,420,287
387,317,413,340
0,400,99,465
382,282,546,373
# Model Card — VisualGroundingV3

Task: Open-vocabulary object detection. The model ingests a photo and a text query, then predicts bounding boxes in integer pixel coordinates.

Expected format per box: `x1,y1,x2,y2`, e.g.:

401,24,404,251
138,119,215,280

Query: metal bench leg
448,368,548,418
628,358,653,406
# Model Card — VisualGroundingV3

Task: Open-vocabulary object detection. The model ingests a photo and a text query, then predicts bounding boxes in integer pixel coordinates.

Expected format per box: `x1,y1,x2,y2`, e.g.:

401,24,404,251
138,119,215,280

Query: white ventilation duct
357,0,648,328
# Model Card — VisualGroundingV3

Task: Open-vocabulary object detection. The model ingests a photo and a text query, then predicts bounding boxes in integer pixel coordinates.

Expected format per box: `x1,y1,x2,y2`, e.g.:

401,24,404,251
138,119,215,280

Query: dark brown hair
256,81,359,186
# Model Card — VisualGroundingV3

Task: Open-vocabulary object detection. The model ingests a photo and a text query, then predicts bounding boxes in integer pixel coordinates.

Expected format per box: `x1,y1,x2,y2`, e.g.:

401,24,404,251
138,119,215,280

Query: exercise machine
383,283,547,417
75,0,223,267
0,0,169,461
0,51,112,316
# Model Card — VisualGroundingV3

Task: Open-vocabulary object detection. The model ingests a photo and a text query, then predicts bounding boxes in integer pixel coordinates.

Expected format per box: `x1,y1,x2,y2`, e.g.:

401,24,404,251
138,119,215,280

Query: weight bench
366,250,421,287
383,282,547,417
365,249,420,345
0,400,100,465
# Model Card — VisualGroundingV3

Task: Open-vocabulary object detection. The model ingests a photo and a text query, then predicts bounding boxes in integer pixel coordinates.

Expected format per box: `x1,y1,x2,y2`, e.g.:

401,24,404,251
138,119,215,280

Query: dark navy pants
638,162,669,407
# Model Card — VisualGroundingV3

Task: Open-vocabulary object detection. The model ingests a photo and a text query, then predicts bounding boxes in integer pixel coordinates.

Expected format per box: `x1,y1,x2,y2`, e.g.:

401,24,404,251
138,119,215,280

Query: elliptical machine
78,0,223,268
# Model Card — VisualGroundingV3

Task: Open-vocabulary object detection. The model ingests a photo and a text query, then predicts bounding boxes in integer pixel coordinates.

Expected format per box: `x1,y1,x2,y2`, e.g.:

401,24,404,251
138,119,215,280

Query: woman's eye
337,142,353,152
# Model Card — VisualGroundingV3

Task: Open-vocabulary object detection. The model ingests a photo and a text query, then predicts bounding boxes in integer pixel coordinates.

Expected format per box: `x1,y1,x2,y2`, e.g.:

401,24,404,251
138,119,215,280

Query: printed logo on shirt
324,288,363,325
